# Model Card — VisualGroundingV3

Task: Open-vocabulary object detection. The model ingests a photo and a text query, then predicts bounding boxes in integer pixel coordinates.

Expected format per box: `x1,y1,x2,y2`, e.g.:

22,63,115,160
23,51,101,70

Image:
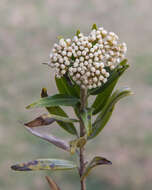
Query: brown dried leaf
81,156,112,180
69,136,86,154
25,113,78,128
41,87,48,98
24,114,55,128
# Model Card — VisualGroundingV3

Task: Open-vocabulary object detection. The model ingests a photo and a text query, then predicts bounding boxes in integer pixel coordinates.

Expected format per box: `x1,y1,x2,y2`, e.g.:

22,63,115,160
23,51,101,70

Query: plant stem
79,145,86,190
79,88,87,190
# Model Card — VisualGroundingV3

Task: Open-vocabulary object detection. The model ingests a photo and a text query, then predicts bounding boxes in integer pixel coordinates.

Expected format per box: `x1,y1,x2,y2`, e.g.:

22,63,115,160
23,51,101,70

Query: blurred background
1,0,152,189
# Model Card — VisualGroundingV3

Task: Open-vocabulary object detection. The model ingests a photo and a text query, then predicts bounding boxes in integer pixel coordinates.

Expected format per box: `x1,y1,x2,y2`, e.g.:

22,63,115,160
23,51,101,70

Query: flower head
49,25,127,89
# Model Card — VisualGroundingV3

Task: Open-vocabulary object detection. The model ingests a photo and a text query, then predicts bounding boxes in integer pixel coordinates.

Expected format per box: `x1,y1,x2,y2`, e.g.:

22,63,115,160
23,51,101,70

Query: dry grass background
1,0,152,189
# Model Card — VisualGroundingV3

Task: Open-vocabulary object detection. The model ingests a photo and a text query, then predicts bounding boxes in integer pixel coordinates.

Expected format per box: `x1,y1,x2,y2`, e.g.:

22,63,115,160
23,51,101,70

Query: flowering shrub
11,24,131,190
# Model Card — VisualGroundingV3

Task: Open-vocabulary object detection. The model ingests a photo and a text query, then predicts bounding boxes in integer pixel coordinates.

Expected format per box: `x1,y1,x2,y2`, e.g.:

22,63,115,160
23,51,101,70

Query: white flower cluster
49,26,127,89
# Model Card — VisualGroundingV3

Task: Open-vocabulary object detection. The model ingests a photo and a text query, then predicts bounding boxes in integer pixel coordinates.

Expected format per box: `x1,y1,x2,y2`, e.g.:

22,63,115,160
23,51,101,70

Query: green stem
79,88,87,190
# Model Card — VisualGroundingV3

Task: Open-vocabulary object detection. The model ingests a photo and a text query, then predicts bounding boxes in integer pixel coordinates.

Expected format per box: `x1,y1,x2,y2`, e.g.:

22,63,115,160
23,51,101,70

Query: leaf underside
81,156,112,180
11,159,77,171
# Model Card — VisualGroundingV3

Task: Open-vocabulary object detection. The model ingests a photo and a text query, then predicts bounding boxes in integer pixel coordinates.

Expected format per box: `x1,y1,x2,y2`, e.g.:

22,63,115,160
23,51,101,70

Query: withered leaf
69,136,86,154
25,114,55,128
81,156,112,180
41,87,48,98
25,113,78,128
11,159,77,171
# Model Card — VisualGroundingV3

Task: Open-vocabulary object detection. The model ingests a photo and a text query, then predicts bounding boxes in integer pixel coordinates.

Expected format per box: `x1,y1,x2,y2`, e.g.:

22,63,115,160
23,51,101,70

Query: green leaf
89,88,132,139
69,137,87,154
47,107,78,135
57,36,63,40
91,24,97,30
89,59,129,95
25,113,79,128
55,76,79,97
40,88,78,135
76,29,80,37
81,156,112,180
89,109,113,140
26,94,79,109
11,159,77,171
80,108,92,136
92,79,118,115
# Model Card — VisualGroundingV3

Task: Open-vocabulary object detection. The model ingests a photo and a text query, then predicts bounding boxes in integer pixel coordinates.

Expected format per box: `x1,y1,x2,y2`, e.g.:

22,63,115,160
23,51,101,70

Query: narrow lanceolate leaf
41,88,77,135
46,106,78,135
24,114,79,128
89,59,129,95
92,79,118,115
11,159,77,171
89,109,113,139
45,176,61,190
26,94,79,109
89,88,132,139
55,76,79,98
81,156,112,180
69,137,86,154
80,108,92,136
25,126,70,151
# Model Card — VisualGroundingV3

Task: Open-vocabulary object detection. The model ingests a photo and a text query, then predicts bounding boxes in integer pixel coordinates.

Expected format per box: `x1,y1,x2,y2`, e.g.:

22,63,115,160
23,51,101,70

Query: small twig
45,176,61,190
